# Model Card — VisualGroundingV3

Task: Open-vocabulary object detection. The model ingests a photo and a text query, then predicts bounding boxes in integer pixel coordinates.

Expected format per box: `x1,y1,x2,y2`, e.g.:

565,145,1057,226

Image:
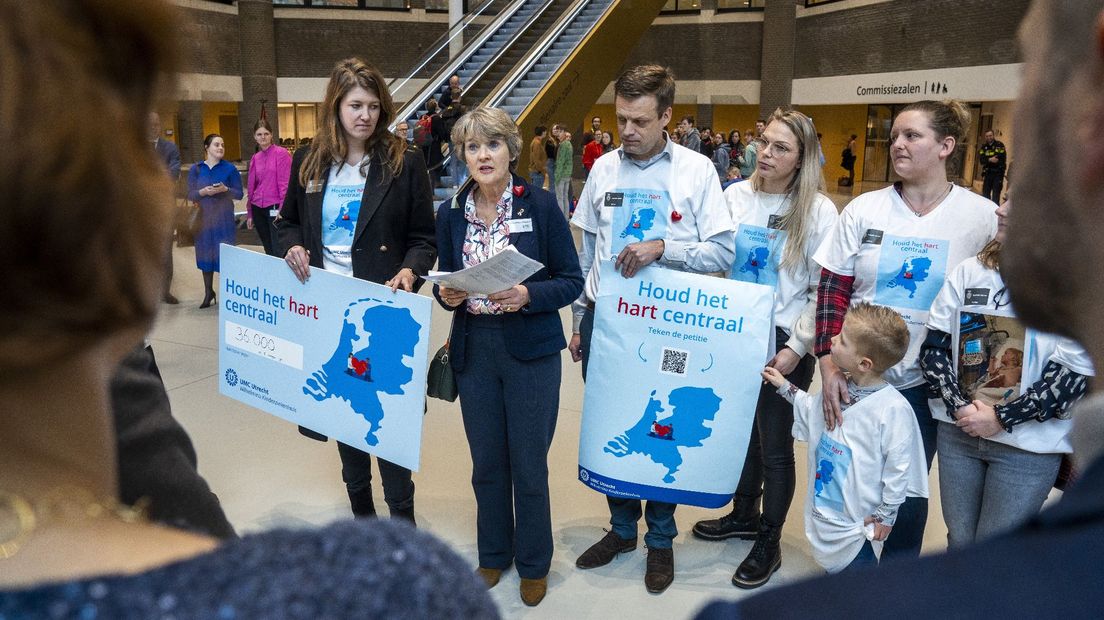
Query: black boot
390,505,416,527
732,519,782,589
692,494,761,541
347,487,377,518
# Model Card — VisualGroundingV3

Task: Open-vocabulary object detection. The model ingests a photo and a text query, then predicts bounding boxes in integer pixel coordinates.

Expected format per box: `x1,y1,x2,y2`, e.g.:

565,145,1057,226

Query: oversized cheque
578,262,773,508
217,245,432,470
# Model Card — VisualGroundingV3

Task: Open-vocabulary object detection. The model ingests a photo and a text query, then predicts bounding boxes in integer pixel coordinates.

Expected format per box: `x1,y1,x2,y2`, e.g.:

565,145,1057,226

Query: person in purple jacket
246,119,291,257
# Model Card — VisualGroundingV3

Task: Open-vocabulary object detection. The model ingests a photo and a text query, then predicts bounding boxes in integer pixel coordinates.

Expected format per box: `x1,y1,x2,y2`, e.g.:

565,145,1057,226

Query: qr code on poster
660,348,689,376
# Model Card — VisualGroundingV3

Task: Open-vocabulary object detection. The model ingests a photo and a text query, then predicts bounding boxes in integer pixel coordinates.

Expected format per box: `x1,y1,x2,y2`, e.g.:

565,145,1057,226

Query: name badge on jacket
510,218,534,233
306,180,323,194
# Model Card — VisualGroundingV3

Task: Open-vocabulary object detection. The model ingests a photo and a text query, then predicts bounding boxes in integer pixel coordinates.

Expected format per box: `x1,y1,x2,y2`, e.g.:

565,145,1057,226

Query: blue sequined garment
1,519,498,619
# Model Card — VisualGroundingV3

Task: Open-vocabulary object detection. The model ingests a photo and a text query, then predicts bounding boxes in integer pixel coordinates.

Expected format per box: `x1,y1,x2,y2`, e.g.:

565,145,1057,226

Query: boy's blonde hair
844,303,909,372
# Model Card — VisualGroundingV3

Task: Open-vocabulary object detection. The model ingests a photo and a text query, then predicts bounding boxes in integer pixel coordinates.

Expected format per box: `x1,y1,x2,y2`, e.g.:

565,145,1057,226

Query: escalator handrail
485,0,602,113
391,0,557,129
388,0,528,99
443,0,557,107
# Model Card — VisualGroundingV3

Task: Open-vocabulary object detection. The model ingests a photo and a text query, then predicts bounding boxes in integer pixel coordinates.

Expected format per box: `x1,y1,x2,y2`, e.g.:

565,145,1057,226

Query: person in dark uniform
978,129,1007,203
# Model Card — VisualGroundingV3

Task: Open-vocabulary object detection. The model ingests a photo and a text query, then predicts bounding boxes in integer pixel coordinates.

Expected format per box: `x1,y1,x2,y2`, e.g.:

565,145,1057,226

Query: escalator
483,0,668,172
390,0,667,188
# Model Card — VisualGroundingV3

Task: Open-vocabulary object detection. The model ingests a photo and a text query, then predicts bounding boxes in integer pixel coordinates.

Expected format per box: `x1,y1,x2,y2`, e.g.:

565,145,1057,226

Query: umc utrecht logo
224,368,239,387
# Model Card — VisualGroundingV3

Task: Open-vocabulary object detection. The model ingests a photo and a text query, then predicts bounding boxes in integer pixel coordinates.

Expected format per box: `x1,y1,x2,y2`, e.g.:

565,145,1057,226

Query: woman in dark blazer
434,107,583,607
276,58,436,524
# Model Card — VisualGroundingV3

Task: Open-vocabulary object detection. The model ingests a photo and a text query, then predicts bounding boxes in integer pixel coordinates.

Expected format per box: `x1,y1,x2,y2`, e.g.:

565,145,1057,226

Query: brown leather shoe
576,531,637,569
519,576,548,606
476,567,503,588
644,547,674,593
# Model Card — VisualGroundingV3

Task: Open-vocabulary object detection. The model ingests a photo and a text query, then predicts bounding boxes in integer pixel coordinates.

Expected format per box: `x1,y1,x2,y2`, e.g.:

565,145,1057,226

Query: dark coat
112,345,235,539
433,175,583,372
276,144,437,290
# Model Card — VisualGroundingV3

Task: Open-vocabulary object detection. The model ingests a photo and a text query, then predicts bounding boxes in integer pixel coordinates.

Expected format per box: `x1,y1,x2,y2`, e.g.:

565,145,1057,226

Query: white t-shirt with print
724,182,837,354
925,256,1094,454
792,385,928,573
814,184,997,388
571,140,735,304
321,162,367,276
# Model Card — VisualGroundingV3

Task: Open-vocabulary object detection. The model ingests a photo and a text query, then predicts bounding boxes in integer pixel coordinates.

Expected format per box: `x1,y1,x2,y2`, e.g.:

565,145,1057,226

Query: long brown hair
299,58,405,186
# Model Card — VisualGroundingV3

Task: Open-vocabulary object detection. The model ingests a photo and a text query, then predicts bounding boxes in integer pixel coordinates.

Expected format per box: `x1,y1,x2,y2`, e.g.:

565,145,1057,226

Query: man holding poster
569,64,739,594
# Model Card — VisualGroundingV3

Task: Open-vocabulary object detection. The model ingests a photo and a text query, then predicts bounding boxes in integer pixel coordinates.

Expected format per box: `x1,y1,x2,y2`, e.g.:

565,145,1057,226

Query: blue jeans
608,497,678,549
880,383,934,561
546,160,556,190
842,540,877,572
453,316,560,578
937,422,1060,548
580,306,677,548
529,171,545,189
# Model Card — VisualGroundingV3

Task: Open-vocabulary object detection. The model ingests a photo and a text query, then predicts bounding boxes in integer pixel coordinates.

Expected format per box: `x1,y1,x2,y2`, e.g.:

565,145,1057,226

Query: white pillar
449,0,464,57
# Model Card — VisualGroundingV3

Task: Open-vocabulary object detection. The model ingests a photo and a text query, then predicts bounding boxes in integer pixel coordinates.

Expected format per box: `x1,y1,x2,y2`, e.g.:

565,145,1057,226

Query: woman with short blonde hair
434,106,583,607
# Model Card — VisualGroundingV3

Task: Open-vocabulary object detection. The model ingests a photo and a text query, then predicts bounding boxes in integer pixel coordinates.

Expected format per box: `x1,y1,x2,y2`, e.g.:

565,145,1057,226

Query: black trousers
337,441,415,518
732,328,816,526
250,204,278,257
981,170,1004,204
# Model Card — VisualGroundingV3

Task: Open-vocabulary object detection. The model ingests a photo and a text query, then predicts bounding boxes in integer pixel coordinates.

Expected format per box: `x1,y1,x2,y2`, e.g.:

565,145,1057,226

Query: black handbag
426,340,458,402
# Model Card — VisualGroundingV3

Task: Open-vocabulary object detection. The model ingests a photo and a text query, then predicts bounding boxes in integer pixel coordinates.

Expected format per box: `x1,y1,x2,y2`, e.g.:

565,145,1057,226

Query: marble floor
153,221,953,619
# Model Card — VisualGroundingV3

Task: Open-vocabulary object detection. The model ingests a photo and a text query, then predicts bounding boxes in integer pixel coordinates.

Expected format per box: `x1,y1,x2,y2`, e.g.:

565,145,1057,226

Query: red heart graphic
671,211,683,222
512,185,525,197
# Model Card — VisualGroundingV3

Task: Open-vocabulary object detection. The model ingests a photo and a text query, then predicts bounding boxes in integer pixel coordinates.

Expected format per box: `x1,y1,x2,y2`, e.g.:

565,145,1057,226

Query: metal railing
387,0,525,98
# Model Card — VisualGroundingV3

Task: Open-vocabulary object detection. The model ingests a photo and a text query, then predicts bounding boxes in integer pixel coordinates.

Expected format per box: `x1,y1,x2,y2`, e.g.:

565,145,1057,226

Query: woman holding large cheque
277,57,436,524
433,107,583,607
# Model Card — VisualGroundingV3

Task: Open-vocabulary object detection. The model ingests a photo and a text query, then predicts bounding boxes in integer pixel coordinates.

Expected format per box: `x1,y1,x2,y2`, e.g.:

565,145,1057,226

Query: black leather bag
426,341,458,402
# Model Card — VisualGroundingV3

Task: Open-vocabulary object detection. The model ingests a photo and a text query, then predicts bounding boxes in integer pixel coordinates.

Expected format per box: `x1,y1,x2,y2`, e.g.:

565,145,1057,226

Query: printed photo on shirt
608,188,670,256
729,223,786,287
955,311,1027,407
874,234,949,311
813,433,852,516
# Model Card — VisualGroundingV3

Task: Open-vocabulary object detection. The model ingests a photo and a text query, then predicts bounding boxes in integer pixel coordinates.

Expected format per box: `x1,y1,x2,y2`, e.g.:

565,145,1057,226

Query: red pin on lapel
512,185,525,197
670,211,683,223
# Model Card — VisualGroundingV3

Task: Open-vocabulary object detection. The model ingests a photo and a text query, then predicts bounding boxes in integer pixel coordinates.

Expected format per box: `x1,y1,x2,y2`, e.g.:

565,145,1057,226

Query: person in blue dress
187,133,243,308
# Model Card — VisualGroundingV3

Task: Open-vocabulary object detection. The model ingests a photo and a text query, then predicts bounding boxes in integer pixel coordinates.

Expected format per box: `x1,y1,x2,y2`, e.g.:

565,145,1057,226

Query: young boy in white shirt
762,302,928,573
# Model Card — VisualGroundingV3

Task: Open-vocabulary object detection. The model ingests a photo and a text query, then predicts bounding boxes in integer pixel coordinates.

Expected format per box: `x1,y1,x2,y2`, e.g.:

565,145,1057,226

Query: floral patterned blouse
463,185,514,315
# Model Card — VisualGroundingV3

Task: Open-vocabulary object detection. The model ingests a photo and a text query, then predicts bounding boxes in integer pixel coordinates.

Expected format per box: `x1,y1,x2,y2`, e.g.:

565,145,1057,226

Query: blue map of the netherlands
604,387,723,483
303,299,421,447
730,224,786,287
322,184,361,249
620,207,657,243
609,188,670,256
813,433,851,515
875,234,948,310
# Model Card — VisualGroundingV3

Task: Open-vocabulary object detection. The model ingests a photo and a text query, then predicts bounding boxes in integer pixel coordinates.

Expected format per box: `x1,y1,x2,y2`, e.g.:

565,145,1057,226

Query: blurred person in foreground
0,3,495,617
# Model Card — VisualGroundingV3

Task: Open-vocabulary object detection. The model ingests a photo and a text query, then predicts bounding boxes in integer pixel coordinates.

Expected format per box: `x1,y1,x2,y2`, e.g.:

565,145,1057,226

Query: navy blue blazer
433,175,583,372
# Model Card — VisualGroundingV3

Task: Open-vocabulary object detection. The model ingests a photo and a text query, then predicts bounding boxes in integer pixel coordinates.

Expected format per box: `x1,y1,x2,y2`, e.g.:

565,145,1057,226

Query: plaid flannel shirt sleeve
814,268,854,357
